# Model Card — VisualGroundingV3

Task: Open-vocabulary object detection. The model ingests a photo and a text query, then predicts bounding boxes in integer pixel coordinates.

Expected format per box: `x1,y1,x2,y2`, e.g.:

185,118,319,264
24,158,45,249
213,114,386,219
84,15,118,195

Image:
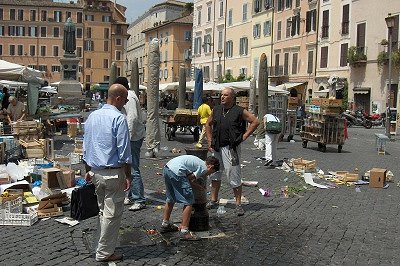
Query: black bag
70,183,99,220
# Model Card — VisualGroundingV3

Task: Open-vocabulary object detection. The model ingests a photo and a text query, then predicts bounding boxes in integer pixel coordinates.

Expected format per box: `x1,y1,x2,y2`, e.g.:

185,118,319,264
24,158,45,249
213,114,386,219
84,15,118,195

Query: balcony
348,46,367,67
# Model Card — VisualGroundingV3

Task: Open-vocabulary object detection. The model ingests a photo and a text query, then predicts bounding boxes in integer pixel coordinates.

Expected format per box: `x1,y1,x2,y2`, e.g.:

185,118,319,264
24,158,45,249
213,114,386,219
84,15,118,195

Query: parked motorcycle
341,110,372,129
364,112,386,127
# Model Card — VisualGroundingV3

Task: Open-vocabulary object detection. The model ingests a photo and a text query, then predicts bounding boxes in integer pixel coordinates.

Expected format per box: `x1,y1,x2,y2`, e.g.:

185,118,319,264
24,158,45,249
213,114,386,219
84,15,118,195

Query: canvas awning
353,87,371,95
276,82,306,90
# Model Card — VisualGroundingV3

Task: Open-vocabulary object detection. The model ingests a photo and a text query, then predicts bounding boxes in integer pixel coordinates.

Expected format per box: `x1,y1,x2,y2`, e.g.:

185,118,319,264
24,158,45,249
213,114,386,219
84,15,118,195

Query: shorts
209,145,242,188
163,166,194,205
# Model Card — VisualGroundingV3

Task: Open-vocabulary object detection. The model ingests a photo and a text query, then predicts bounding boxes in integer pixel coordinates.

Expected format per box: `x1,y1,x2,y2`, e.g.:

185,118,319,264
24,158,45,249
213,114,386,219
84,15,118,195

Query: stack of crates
0,196,38,226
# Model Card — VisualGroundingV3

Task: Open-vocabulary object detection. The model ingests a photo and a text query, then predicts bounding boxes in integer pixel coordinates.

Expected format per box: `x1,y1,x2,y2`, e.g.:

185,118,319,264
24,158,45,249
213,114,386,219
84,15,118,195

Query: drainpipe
223,0,227,76
212,0,216,81
313,0,320,98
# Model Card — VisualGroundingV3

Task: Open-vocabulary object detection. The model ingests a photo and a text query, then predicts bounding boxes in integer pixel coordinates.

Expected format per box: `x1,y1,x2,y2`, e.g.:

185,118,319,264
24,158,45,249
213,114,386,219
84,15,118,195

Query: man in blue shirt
83,84,132,262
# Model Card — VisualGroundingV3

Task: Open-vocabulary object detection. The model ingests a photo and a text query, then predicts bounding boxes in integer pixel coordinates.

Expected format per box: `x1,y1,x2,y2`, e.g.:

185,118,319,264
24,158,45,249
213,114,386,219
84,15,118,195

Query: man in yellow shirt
195,97,213,148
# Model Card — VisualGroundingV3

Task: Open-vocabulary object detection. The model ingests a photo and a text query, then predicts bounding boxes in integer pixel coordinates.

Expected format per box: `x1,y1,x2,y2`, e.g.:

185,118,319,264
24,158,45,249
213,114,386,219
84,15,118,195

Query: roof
152,0,187,9
0,0,81,8
142,14,193,33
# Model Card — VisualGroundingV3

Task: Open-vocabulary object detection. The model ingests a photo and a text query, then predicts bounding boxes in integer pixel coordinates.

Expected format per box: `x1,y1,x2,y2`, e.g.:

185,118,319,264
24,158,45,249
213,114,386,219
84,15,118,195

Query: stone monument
58,18,82,98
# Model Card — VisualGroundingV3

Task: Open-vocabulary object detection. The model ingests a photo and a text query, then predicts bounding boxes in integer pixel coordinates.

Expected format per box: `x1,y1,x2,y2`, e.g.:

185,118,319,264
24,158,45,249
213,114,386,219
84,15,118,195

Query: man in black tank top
205,88,259,216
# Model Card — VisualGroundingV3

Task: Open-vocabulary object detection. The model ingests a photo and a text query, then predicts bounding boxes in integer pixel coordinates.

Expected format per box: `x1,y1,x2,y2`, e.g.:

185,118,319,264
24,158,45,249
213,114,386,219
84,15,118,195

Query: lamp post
385,14,395,138
125,57,129,77
217,49,223,83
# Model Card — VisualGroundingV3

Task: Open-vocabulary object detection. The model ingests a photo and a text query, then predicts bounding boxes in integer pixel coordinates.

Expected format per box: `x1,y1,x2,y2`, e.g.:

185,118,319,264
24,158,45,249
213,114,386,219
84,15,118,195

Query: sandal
160,223,179,233
180,230,200,241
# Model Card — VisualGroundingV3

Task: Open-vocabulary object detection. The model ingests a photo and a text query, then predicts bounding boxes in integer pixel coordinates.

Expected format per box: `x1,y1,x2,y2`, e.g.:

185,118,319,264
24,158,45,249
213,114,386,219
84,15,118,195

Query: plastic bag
6,162,28,182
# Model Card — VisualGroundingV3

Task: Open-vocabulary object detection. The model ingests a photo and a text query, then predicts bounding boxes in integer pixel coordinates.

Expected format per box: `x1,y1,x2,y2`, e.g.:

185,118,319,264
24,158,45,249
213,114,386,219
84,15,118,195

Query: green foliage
376,49,400,71
90,83,100,91
347,46,367,65
236,73,246,81
222,73,235,83
342,79,348,110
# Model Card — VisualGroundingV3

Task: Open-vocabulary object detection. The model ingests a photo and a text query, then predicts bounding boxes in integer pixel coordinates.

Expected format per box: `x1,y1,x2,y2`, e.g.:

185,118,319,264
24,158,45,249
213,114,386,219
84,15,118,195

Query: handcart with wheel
268,95,297,142
162,109,200,141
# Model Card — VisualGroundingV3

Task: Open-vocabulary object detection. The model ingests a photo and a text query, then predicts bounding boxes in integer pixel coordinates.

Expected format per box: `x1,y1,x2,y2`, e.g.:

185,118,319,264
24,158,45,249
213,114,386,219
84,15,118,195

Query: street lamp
217,49,223,83
125,57,129,77
385,14,395,137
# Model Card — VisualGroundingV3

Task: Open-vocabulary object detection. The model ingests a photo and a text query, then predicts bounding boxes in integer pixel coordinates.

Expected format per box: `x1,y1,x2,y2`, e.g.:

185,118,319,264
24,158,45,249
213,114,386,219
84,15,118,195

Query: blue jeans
127,138,146,203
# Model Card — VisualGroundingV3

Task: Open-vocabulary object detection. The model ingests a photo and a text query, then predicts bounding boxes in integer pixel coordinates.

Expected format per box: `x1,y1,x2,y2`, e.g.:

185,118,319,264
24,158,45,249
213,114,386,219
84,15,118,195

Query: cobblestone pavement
1,126,400,265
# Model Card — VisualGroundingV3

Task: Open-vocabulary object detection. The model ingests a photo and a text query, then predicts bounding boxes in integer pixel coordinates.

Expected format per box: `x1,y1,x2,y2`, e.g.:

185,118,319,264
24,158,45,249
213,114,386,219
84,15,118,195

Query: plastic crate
0,196,23,214
0,212,38,226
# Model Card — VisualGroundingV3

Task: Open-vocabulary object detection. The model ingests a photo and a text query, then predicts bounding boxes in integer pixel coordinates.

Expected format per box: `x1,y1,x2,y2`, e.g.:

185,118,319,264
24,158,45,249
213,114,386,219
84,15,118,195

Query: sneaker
160,223,179,233
180,230,200,241
206,201,218,209
264,159,273,166
235,205,245,216
129,203,146,211
124,198,134,205
96,253,123,262
195,143,202,148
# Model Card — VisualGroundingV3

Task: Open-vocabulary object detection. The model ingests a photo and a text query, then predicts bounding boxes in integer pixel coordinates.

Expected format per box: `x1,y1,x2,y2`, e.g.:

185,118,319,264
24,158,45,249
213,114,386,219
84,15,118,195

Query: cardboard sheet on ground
304,173,329,189
55,217,79,227
0,180,31,194
219,196,249,205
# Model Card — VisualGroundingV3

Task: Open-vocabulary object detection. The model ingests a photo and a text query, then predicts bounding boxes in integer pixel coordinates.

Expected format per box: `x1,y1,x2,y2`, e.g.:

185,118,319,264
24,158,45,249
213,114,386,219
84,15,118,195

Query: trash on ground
219,196,249,205
304,173,329,189
355,187,361,192
242,180,258,187
242,160,251,164
259,188,272,197
55,217,79,227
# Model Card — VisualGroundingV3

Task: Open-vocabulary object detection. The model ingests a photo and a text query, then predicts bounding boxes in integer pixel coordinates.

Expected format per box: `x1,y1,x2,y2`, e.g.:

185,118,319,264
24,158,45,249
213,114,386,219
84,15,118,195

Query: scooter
364,112,386,127
341,110,372,129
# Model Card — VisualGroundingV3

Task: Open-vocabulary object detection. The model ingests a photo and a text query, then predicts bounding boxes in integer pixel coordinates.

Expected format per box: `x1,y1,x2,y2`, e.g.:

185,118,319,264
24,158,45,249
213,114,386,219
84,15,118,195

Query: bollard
185,147,209,231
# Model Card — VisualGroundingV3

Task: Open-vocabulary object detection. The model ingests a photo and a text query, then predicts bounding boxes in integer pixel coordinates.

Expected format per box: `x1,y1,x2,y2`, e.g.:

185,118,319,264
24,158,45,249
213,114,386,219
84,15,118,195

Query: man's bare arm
242,110,259,142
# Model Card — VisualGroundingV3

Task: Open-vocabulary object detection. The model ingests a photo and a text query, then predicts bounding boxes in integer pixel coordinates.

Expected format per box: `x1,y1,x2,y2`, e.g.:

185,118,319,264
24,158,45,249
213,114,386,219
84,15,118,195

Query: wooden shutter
307,50,314,74
357,23,366,51
284,53,289,75
306,11,311,32
320,47,328,68
342,4,349,34
340,43,348,67
292,53,298,74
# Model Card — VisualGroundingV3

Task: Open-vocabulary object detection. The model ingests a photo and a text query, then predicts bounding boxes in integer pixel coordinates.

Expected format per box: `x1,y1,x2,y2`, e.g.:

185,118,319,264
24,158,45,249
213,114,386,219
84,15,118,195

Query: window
254,0,261,13
29,26,37,37
340,43,348,67
286,18,292,38
285,0,292,9
194,37,202,55
0,8,3,21
66,11,71,19
30,45,35,56
104,41,109,51
39,65,47,72
184,31,192,41
253,24,261,39
306,9,317,32
0,26,3,36
242,4,247,21
239,37,248,55
8,26,16,36
322,10,329,38
116,51,121,61
41,10,47,21
104,28,110,39
17,45,23,56
40,46,46,56
84,40,94,51
203,66,210,80
103,59,109,68
86,75,91,83
265,0,273,9
102,15,111,22
53,27,60,37
77,28,82,38
184,49,192,60
277,21,282,41
165,50,168,61
77,12,83,23
292,53,298,74
54,11,62,22
356,23,367,55
16,26,24,36
40,27,47,37
218,30,223,50
9,45,15,55
253,59,259,78
53,46,59,56
274,53,280,74
207,5,211,22
160,52,162,62
203,34,212,53
10,9,16,20
295,0,300,7
86,15,94,21
291,15,300,36
0,45,2,56
30,10,36,21
240,67,247,77
52,65,60,72
116,39,122,46
277,0,284,11
263,21,271,36
228,9,233,26
342,5,349,35
197,10,201,25
86,27,92,38
86,59,91,68
284,53,289,75
17,10,23,21
226,40,233,57
307,50,314,73
77,47,82,57
164,69,168,79
320,46,328,68
219,1,224,17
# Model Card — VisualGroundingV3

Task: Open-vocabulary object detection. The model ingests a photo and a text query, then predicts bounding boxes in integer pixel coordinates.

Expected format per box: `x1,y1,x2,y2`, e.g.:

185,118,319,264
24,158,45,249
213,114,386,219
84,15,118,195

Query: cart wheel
193,127,200,142
321,145,327,152
338,145,342,153
287,135,293,142
318,143,323,150
302,141,307,148
166,127,173,141
279,134,284,142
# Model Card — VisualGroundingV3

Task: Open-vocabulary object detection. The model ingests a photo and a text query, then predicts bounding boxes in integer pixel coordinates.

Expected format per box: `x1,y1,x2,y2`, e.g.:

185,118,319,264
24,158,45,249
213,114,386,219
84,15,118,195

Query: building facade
142,14,193,84
126,0,187,85
0,0,128,91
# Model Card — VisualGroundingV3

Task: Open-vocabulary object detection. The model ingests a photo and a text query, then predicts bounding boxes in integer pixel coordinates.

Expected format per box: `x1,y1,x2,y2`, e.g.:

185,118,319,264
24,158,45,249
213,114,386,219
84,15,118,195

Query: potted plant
347,46,367,66
377,49,400,71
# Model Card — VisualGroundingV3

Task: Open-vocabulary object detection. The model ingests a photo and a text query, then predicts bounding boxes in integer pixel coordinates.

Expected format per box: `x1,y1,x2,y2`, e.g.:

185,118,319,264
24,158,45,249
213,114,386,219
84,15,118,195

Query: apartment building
314,0,351,101
142,14,193,84
0,0,128,91
126,0,187,85
192,0,252,82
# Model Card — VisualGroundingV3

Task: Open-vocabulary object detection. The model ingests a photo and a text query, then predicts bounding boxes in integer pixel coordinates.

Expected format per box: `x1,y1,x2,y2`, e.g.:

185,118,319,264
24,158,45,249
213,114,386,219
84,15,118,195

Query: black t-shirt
2,93,10,110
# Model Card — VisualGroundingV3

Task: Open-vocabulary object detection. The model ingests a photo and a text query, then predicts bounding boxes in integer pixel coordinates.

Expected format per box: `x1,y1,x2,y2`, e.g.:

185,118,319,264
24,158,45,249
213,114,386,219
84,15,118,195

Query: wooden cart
162,109,200,141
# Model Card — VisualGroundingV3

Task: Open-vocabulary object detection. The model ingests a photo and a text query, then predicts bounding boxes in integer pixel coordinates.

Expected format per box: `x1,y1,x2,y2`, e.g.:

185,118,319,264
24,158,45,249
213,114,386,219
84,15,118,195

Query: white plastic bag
6,162,27,182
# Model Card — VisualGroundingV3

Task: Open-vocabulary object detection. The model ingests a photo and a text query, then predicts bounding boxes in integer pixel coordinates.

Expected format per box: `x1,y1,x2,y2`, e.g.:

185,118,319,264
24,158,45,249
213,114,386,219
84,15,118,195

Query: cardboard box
288,97,298,104
61,169,75,188
310,98,322,106
369,168,387,188
41,168,62,189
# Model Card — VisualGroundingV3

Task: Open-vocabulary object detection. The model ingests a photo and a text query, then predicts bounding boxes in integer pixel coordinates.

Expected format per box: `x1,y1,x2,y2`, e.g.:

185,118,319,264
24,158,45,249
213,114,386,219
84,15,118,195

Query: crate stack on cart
301,98,345,153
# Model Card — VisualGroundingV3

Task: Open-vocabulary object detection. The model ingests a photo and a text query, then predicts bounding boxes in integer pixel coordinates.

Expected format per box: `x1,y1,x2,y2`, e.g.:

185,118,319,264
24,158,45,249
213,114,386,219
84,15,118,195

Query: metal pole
218,56,221,82
386,28,392,138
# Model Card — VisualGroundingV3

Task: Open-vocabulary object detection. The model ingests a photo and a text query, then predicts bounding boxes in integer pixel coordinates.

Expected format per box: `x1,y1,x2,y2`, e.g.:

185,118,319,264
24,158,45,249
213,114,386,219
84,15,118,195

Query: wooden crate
292,158,316,171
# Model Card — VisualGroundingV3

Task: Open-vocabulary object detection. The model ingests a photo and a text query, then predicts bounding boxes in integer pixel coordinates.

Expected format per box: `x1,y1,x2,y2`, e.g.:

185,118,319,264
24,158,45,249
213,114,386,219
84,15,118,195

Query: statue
63,18,76,56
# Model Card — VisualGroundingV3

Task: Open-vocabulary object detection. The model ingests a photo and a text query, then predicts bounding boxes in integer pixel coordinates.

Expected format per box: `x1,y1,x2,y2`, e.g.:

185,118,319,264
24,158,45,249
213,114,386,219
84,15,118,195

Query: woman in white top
264,114,280,166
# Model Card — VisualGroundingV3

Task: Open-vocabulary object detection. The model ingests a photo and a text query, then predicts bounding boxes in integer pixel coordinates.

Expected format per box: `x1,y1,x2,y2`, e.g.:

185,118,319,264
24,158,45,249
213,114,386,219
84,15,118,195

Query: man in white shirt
264,113,280,166
7,96,25,124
